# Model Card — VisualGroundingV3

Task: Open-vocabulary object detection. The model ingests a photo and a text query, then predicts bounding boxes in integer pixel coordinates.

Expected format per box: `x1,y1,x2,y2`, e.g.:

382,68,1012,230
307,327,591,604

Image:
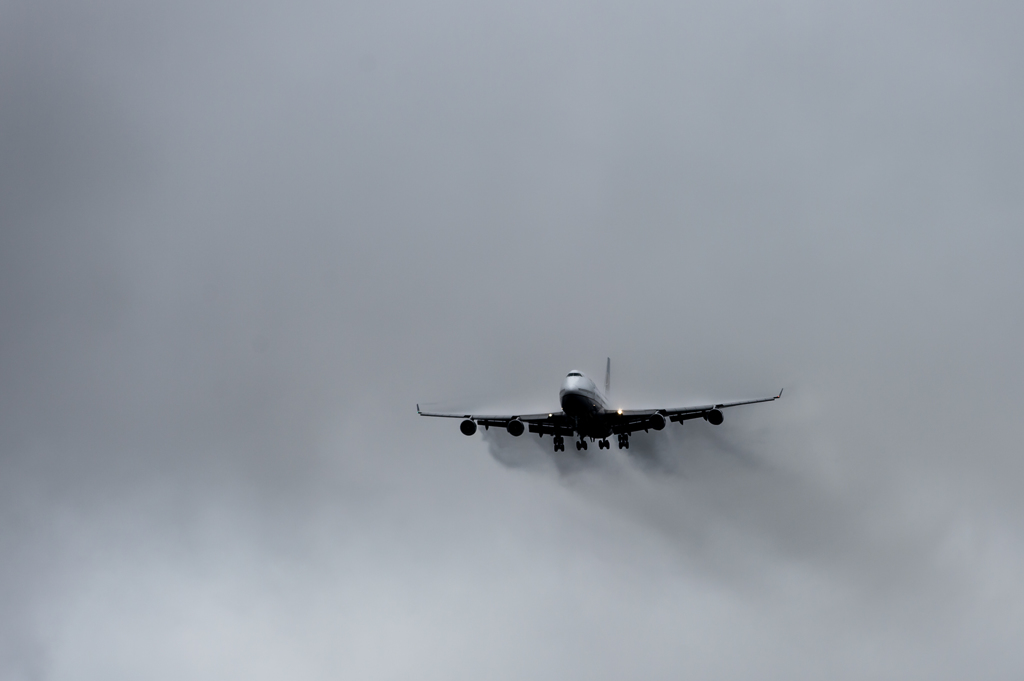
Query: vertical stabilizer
604,357,611,396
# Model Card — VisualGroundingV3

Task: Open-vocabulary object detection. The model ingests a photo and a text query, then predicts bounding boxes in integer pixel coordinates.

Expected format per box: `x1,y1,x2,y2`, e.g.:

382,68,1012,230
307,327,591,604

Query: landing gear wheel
617,434,630,449
599,439,609,449
553,435,564,452
575,440,582,451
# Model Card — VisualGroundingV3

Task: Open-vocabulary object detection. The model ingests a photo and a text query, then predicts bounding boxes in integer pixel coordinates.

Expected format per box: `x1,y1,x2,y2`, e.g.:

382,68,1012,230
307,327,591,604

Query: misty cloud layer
2,0,1023,678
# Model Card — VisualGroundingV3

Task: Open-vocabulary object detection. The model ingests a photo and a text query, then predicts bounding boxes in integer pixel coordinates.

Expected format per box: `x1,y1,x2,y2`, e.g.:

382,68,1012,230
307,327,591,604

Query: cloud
2,0,1024,677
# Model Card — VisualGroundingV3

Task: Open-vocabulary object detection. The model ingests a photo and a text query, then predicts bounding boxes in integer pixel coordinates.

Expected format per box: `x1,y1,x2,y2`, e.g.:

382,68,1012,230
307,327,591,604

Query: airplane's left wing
663,389,784,420
599,389,783,434
417,406,575,436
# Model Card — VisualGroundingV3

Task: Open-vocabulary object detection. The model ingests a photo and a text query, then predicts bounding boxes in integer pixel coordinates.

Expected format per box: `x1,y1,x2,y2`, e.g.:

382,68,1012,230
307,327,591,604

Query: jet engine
506,418,525,437
649,413,666,430
460,419,477,436
706,409,724,425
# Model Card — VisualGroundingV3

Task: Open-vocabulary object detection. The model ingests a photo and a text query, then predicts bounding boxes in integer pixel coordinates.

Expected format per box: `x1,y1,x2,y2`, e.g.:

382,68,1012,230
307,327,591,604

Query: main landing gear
562,436,625,451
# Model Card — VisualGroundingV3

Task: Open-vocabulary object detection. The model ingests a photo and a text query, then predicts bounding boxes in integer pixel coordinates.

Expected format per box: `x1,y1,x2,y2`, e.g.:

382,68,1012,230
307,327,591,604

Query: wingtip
777,388,784,399
416,403,421,414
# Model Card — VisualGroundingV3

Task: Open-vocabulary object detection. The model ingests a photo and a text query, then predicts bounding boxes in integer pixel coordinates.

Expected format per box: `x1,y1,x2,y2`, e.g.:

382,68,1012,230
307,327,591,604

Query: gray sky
2,0,1023,678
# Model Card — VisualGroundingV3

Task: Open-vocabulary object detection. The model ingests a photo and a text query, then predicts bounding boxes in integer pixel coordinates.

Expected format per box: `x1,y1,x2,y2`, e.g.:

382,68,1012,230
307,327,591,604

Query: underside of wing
598,409,667,435
476,412,574,436
417,405,574,437
600,389,784,434
664,389,783,418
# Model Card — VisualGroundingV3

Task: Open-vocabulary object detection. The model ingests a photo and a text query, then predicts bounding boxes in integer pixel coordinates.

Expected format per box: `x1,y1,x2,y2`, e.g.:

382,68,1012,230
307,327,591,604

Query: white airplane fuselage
559,371,611,438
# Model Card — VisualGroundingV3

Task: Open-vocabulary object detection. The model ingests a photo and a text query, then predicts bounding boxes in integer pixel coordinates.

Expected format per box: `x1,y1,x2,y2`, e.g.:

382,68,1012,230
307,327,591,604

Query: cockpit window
567,372,582,377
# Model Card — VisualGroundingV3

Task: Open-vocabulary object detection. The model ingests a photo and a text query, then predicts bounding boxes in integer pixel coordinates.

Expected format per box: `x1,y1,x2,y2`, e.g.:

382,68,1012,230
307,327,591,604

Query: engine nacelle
649,413,666,431
506,418,525,437
706,409,724,426
460,419,477,436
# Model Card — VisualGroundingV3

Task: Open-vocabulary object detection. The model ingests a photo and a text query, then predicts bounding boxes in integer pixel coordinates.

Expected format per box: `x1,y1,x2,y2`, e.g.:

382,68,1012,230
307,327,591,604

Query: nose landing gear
553,435,565,452
617,434,629,449
598,439,610,449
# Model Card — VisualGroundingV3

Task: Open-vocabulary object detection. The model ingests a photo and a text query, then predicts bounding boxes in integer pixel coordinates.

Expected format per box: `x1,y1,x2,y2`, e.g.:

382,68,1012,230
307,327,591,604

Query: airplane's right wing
417,406,576,436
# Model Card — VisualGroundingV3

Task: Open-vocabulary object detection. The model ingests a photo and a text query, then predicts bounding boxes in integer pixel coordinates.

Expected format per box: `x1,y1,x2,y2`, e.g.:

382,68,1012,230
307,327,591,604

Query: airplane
417,359,782,452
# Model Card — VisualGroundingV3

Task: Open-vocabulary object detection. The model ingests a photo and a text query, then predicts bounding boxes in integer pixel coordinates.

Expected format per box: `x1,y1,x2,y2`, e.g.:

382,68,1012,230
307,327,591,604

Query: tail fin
604,357,611,396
